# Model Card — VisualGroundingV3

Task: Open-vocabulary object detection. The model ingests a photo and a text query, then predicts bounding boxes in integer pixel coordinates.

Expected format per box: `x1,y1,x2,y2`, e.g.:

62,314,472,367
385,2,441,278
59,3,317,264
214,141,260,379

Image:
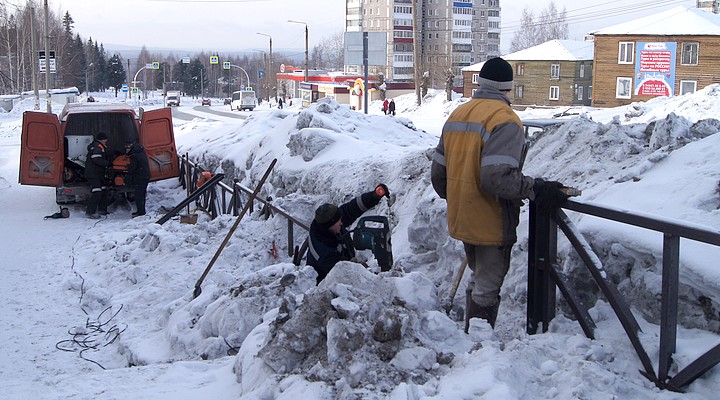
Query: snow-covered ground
0,87,718,399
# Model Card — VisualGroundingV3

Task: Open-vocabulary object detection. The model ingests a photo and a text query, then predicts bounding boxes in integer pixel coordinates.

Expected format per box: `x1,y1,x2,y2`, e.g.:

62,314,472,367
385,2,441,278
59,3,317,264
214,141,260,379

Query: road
170,105,252,121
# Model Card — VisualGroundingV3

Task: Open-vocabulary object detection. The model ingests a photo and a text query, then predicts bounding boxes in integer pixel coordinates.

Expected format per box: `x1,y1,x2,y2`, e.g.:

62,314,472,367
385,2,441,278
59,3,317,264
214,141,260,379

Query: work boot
476,300,500,329
465,296,500,332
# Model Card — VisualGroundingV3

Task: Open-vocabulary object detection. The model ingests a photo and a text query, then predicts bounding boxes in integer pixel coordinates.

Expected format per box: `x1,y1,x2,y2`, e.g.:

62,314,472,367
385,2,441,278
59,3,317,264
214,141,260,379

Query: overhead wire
501,0,691,36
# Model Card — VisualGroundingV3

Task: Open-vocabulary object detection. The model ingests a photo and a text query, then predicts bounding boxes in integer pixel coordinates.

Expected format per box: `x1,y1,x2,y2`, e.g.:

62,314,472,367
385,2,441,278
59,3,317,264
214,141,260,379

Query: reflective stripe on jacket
431,86,534,246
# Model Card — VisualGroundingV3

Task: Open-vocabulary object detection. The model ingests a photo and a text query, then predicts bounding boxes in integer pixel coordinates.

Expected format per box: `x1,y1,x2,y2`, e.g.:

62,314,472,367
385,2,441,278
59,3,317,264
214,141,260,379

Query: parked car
223,98,231,105
201,98,212,106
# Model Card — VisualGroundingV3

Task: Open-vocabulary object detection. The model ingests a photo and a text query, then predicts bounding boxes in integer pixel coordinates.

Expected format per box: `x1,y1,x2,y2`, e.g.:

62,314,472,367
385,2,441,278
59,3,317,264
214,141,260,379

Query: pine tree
106,53,126,96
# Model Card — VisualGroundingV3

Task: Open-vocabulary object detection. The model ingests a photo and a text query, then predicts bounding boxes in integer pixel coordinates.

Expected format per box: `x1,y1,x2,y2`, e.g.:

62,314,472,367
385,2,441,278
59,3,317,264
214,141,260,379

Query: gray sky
50,0,697,53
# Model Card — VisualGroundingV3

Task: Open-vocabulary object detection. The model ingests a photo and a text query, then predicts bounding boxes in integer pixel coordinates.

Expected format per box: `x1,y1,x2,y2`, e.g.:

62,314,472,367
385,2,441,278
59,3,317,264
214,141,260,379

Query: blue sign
259,68,265,79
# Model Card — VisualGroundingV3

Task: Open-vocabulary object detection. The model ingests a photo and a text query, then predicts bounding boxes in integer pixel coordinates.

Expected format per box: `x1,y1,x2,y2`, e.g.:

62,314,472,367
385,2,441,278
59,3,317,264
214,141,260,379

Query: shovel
193,158,277,298
445,257,468,314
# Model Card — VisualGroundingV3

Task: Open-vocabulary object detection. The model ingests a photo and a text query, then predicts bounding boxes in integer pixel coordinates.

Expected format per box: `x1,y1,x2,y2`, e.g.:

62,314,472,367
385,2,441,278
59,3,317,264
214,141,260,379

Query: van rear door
19,111,63,187
139,107,179,181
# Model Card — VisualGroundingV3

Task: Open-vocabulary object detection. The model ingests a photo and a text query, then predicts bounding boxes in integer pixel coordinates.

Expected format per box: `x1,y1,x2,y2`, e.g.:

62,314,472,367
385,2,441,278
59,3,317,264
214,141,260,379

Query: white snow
590,6,720,36
1,86,719,399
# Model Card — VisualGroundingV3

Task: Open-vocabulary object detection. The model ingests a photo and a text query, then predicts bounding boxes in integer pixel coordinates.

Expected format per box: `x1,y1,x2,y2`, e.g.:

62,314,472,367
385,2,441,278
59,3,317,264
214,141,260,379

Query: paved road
171,105,250,121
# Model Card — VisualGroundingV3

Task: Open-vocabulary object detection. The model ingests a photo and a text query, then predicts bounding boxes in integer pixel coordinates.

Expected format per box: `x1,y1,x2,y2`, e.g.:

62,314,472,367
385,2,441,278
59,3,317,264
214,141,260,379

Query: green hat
314,203,341,228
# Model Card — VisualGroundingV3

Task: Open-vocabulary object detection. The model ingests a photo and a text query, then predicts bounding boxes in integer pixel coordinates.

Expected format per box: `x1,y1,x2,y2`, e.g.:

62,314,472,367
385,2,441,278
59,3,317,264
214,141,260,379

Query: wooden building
589,6,720,108
461,40,594,108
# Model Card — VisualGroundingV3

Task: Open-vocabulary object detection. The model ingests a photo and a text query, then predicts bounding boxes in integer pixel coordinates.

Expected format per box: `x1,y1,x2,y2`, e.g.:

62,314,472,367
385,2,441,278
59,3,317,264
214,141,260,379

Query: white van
231,89,257,111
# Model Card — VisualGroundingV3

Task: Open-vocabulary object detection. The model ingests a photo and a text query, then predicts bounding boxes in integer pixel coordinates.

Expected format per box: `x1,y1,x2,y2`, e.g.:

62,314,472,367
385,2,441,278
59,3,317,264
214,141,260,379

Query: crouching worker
307,184,390,285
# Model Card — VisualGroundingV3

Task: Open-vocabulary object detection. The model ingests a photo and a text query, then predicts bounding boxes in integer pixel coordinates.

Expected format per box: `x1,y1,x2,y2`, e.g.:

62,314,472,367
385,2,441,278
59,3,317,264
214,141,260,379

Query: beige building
345,0,502,88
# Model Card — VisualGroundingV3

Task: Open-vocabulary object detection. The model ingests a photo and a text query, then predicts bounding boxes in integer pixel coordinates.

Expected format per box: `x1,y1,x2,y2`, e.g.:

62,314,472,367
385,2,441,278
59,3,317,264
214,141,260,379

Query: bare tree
509,8,537,53
509,1,568,53
311,31,343,71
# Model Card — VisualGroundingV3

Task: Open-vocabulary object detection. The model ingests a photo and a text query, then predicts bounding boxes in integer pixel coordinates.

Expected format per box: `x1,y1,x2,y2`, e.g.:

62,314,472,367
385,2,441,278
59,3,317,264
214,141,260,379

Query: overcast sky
49,0,697,54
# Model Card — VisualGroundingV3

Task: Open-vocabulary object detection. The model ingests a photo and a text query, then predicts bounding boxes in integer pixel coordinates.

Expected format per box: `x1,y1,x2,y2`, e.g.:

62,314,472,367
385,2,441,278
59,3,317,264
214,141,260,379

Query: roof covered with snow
503,40,594,62
462,40,594,72
590,6,720,36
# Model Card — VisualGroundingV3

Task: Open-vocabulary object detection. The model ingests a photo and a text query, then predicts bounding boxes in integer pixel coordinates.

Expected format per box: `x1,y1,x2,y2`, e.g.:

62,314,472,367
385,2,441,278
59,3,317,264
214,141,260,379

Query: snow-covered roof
462,40,594,72
590,6,720,36
503,40,594,62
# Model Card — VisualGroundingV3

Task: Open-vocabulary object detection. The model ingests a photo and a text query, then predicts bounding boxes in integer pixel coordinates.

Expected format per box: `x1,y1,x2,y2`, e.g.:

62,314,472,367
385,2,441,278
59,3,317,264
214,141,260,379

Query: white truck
165,90,181,107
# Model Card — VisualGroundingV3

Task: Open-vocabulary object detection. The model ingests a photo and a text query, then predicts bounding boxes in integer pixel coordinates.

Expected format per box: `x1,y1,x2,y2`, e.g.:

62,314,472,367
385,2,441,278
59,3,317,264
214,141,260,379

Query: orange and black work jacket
85,140,110,182
431,86,535,246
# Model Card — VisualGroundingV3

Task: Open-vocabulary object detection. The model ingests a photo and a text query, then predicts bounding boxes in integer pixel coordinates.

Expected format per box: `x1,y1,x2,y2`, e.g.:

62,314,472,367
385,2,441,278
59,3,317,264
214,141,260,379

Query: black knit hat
478,57,514,91
315,203,341,228
96,132,108,140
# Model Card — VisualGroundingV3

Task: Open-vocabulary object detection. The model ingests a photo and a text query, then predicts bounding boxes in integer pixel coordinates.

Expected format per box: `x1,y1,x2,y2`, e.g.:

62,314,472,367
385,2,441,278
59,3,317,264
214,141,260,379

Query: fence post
527,203,558,335
659,233,680,382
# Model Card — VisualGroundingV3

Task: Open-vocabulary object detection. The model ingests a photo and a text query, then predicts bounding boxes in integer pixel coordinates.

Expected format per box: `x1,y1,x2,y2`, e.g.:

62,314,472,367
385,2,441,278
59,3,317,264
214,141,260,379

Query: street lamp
257,32,274,101
287,20,308,83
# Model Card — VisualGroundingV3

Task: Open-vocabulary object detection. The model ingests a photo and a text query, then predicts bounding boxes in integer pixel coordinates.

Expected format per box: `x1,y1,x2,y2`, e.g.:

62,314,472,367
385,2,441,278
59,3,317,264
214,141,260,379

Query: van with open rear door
19,103,179,204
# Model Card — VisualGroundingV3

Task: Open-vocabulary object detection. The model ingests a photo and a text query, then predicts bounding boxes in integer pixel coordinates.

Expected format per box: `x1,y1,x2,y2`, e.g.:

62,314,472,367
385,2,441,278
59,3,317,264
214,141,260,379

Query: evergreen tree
185,58,206,97
106,53,126,96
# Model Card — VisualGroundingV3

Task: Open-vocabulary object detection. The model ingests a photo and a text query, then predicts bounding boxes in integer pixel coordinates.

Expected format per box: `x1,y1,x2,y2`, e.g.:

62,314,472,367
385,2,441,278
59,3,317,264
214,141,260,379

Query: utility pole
30,6,39,110
43,0,52,113
412,0,422,106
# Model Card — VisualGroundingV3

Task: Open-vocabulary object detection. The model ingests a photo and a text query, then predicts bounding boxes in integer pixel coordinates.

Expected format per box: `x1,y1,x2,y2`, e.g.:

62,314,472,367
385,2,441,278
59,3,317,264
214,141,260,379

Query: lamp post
287,20,308,83
257,32,274,101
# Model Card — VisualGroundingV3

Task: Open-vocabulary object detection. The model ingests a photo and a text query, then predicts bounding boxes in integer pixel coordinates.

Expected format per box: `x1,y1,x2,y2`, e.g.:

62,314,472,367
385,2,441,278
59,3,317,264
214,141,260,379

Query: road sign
280,63,285,73
223,61,230,70
259,68,265,79
121,84,129,93
38,50,56,73
131,87,139,94
182,56,191,64
152,62,160,70
210,56,219,65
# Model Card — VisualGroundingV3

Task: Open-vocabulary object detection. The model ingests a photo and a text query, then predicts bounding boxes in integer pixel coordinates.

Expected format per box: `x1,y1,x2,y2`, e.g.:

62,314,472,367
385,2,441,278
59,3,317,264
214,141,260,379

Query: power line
501,0,691,35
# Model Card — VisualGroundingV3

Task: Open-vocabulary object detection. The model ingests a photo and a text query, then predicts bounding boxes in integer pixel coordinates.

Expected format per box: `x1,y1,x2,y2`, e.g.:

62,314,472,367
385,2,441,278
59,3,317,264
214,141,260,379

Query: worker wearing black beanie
431,56,568,332
306,184,390,285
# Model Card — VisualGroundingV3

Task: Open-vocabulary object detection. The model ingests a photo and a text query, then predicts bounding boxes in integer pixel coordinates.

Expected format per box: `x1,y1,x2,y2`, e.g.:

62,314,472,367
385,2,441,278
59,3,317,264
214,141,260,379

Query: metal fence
528,199,720,391
177,155,310,258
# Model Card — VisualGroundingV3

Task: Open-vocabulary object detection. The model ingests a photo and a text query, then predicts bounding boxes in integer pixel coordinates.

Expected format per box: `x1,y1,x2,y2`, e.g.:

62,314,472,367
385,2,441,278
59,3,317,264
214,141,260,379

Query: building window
616,77,632,99
681,42,699,65
471,73,479,84
515,63,525,76
549,86,560,100
588,86,592,99
550,64,560,79
618,42,634,64
680,80,697,95
579,64,585,78
514,85,524,99
577,86,584,101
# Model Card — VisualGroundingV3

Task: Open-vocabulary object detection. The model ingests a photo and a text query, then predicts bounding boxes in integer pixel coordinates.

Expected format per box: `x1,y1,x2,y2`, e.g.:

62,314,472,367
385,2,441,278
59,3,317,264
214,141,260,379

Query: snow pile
2,87,720,399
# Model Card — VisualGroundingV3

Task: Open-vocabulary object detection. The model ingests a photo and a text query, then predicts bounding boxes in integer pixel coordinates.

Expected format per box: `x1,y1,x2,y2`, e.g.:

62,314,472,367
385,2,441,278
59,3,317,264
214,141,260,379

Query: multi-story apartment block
345,0,501,89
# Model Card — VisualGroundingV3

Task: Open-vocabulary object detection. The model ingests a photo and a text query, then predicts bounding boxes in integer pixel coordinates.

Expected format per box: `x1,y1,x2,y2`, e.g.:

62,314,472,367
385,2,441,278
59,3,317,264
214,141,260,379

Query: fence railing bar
564,200,720,247
553,208,658,383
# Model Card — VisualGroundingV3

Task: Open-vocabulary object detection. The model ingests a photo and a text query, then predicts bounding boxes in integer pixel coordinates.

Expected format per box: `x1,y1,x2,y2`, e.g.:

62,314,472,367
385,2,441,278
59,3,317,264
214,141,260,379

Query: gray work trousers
464,243,512,307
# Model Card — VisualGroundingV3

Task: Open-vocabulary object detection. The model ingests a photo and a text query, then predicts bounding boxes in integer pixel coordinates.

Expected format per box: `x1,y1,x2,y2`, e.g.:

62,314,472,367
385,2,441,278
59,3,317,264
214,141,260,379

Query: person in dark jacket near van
124,140,151,217
307,184,390,285
85,132,111,219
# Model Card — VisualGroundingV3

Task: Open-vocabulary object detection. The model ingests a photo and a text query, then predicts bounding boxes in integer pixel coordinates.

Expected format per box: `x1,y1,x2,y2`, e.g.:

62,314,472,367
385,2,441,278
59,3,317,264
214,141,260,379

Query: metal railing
177,155,310,258
528,198,720,391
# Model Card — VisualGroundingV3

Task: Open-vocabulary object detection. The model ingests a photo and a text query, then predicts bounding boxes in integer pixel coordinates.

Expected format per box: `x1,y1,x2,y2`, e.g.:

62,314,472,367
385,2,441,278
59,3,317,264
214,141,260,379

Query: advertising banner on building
634,42,676,97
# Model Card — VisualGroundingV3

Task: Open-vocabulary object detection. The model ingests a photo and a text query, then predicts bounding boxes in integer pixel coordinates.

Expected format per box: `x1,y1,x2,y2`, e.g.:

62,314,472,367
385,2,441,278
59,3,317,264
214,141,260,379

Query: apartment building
345,0,501,88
